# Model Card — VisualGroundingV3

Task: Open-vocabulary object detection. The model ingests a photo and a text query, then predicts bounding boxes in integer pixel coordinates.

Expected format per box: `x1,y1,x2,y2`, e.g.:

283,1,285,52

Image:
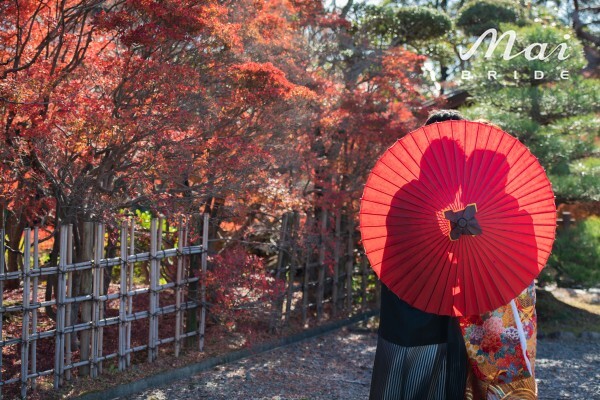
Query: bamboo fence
0,211,378,399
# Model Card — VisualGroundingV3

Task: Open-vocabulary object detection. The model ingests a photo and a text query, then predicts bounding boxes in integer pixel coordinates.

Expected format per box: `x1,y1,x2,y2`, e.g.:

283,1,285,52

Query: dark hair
424,109,465,125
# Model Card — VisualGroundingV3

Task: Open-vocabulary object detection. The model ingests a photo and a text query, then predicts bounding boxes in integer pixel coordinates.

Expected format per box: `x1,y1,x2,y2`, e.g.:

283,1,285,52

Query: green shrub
457,0,520,37
360,5,452,44
550,158,600,202
394,6,452,42
543,216,600,287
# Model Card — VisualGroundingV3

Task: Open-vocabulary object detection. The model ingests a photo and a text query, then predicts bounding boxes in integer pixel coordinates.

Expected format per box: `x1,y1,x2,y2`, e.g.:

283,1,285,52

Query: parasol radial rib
370,230,450,272
424,240,456,315
461,122,479,203
483,225,556,243
390,136,432,185
428,125,456,203
470,142,522,207
365,170,433,202
365,235,446,274
455,237,469,314
362,180,440,213
463,237,493,315
442,249,461,315
468,234,515,311
360,195,434,218
388,234,453,289
373,155,455,211
480,200,555,221
483,185,553,216
397,137,453,203
479,188,555,216
360,198,434,218
464,125,492,202
472,142,526,207
479,235,534,295
402,238,455,311
469,236,517,310
361,220,446,239
467,130,505,203
476,231,540,283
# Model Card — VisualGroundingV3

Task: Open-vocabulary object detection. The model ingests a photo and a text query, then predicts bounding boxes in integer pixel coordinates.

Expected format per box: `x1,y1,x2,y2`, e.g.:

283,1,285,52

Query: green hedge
542,216,600,288
457,0,521,36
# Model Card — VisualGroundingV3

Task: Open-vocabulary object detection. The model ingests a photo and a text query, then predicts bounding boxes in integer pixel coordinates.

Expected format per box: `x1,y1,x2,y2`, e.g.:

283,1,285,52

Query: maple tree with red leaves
0,1,434,394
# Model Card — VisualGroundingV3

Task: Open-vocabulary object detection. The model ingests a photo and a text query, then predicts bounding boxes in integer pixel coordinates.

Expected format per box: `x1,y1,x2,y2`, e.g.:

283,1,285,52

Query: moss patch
536,288,600,335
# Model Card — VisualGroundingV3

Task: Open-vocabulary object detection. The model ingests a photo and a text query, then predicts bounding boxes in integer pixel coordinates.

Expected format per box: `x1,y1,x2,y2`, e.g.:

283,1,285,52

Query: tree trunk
44,232,61,321
5,212,26,290
74,221,95,376
185,214,202,348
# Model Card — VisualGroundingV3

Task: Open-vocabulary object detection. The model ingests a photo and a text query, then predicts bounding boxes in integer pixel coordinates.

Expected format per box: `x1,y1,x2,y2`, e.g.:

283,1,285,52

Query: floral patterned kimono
459,283,538,400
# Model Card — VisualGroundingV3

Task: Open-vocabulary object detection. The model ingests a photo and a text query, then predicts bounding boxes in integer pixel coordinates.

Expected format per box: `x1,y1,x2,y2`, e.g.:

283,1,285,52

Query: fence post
316,210,327,322
65,224,73,381
345,217,355,311
148,218,158,362
332,212,341,317
185,214,200,348
21,228,31,398
91,223,103,377
360,253,369,311
119,221,128,371
54,226,67,388
271,213,289,332
0,225,4,400
302,250,310,327
284,212,299,324
157,216,163,353
562,211,572,230
78,221,95,377
98,223,105,374
199,213,209,352
175,216,184,357
31,227,40,388
127,220,135,367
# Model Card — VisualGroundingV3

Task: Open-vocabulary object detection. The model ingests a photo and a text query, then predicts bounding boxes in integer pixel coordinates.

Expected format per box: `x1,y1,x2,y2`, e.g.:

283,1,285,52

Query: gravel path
127,325,600,400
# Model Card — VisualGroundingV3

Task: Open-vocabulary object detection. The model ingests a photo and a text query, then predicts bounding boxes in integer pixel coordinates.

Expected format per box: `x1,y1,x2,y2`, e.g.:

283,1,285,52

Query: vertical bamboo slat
302,251,309,327
21,228,31,399
199,213,209,352
345,218,354,311
97,224,105,374
54,226,67,388
65,225,73,381
156,216,163,357
148,218,158,362
127,221,134,367
91,223,103,377
119,222,128,371
360,253,368,310
271,213,288,331
316,210,327,322
332,212,341,316
91,224,98,378
284,212,299,323
0,227,4,399
175,217,184,357
31,227,39,388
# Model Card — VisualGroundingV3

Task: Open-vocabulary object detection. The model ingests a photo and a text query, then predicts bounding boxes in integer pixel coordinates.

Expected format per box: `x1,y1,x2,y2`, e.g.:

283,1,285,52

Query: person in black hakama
369,110,468,400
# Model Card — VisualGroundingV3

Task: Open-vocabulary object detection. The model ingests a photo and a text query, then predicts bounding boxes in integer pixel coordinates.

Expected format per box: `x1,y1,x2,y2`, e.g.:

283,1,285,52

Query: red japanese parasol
359,120,556,316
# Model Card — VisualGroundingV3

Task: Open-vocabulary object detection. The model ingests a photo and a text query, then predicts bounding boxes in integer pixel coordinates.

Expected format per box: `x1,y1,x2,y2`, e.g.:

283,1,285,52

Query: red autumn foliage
1,1,438,395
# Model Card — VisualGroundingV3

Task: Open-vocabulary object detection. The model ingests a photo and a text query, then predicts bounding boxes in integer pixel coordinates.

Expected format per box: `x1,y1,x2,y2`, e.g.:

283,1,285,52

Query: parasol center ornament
443,203,482,241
